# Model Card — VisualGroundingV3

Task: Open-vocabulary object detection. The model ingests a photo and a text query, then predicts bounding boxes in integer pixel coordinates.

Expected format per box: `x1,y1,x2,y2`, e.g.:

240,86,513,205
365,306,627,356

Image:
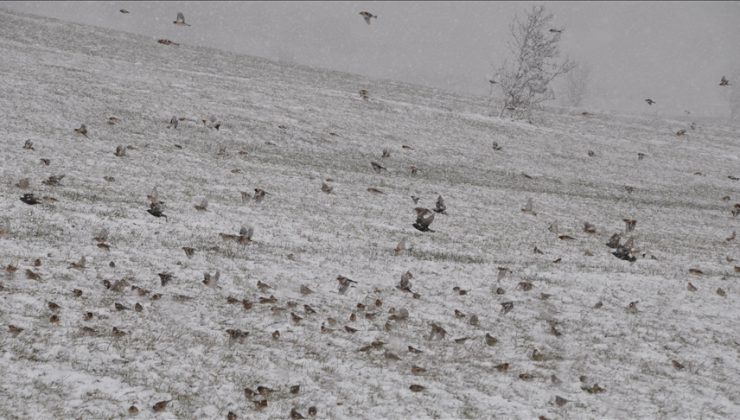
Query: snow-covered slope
1,8,738,419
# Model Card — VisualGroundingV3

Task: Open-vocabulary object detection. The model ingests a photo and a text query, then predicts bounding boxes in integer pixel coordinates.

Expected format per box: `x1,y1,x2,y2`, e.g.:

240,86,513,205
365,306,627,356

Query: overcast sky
4,1,740,118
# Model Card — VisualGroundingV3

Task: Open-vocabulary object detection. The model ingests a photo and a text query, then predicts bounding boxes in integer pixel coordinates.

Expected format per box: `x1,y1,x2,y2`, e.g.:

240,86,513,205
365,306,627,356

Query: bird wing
177,12,185,22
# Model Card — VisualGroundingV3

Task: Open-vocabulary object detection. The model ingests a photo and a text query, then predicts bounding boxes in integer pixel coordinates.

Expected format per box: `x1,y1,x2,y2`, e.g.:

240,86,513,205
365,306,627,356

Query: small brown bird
253,188,267,203
495,363,509,372
74,124,88,137
434,195,447,214
194,198,208,211
337,275,357,294
582,383,606,394
254,399,268,410
411,365,426,375
227,412,237,420
606,233,621,248
408,346,423,353
128,405,138,415
676,129,686,136
344,325,358,334
717,288,726,297
398,270,413,292
371,161,386,173
115,302,129,311
359,89,369,100
23,139,34,150
159,272,174,286
173,12,190,26
152,400,171,412
521,198,536,215
623,218,636,233
114,145,127,157
394,238,407,256
429,323,446,340
687,282,697,292
291,312,303,324
290,385,300,394
720,76,730,86
16,178,31,189
672,360,685,370
26,269,41,280
359,11,377,25
500,301,514,314
517,281,533,291
182,247,195,258
485,333,498,346
203,271,220,288
583,222,597,234
558,235,575,241
42,175,65,186
321,182,333,194
291,408,305,419
40,158,50,166
9,324,24,335
308,407,317,417
689,268,703,275
409,384,425,392
135,303,143,312
626,301,639,314
112,326,126,337
300,285,314,295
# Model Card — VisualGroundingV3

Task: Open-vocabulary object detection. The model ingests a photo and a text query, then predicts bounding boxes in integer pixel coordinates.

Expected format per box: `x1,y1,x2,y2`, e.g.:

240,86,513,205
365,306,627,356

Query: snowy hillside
1,8,739,419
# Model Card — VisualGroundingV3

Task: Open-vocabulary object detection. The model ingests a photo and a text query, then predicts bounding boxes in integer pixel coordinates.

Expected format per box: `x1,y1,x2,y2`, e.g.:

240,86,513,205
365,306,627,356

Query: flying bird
645,99,655,106
549,28,563,33
720,76,730,86
413,208,435,232
120,9,129,14
359,11,377,25
173,12,190,26
337,275,357,294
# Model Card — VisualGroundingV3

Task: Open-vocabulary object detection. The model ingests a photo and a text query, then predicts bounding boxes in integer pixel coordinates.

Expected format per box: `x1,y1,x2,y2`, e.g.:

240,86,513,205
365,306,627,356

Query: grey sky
4,1,740,118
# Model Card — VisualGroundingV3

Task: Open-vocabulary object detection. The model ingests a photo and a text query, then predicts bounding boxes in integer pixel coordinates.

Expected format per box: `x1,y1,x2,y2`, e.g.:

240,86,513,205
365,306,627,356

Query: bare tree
563,62,590,108
494,5,575,118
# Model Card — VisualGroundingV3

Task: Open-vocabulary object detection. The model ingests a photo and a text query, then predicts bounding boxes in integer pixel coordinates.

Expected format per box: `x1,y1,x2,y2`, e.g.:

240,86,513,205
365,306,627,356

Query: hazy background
3,1,740,118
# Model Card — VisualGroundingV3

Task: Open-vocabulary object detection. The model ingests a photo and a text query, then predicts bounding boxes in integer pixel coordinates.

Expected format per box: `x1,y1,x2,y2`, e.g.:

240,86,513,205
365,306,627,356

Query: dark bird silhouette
434,195,447,214
549,28,563,33
645,99,655,106
413,208,435,232
173,12,190,26
74,124,88,137
359,11,377,25
120,9,129,14
371,161,386,173
720,76,730,86
147,201,167,220
20,193,41,205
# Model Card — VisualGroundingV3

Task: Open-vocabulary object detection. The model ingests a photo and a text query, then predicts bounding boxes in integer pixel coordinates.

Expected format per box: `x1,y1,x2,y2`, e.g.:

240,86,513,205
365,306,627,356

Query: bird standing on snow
413,208,435,232
434,195,446,214
359,11,377,25
173,12,190,26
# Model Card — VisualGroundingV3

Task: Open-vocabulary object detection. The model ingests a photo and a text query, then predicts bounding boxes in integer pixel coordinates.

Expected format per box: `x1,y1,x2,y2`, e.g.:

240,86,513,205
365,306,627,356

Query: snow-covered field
1,8,739,419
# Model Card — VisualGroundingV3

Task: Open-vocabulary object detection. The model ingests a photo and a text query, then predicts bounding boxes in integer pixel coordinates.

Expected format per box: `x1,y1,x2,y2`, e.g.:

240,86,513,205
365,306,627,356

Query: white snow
1,8,739,419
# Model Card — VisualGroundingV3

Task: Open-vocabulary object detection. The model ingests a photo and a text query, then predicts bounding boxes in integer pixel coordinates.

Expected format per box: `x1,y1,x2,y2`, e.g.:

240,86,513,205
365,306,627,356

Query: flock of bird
5,6,740,419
